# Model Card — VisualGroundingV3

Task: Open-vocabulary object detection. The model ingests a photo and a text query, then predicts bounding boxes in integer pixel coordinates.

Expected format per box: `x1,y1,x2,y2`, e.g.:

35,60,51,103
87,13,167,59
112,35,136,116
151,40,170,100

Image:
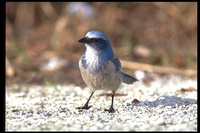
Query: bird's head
78,31,114,54
78,31,115,70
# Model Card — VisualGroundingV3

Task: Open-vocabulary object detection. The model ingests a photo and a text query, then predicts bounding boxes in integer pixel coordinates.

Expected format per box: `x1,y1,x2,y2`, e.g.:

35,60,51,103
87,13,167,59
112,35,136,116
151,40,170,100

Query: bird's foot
105,107,115,113
76,104,92,110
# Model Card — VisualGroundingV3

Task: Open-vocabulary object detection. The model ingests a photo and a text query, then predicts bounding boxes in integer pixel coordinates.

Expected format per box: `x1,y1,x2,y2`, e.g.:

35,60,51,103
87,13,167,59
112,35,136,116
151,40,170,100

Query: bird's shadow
131,95,197,108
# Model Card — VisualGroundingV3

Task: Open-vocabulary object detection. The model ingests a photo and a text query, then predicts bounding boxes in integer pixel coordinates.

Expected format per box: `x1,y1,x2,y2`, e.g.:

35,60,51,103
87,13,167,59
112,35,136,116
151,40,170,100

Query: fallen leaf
180,87,196,92
132,98,139,103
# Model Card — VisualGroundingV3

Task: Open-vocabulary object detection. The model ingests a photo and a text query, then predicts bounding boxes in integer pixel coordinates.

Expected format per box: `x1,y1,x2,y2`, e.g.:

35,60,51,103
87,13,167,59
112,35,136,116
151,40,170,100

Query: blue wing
111,57,138,84
110,57,121,71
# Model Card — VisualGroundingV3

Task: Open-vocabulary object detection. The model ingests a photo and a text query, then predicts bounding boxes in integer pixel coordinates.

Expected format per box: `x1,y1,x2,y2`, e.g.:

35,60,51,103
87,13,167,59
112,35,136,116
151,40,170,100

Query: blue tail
120,71,138,84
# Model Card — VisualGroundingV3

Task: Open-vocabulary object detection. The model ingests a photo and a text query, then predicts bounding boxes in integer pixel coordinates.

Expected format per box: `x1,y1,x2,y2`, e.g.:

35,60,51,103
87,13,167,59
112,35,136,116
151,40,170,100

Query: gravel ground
6,75,197,131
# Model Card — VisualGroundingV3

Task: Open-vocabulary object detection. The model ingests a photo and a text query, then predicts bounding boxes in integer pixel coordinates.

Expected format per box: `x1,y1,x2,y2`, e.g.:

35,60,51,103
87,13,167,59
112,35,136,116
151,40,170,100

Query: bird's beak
78,37,89,43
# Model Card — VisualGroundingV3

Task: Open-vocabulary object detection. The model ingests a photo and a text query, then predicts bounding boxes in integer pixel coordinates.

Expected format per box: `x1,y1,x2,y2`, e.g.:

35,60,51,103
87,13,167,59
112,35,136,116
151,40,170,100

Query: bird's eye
91,38,100,43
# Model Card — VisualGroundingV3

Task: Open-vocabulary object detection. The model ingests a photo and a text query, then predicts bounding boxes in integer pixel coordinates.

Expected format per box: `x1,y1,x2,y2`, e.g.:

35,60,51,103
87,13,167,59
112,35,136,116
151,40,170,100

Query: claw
76,105,92,110
105,107,115,113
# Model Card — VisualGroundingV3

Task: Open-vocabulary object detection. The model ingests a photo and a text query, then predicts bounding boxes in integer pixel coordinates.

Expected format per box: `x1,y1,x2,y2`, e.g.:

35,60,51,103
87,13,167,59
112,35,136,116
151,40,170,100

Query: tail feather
120,71,138,84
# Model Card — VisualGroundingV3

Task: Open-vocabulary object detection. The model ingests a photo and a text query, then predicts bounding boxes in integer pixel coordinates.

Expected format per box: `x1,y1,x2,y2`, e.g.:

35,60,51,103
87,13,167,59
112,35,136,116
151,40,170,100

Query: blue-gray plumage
77,31,138,113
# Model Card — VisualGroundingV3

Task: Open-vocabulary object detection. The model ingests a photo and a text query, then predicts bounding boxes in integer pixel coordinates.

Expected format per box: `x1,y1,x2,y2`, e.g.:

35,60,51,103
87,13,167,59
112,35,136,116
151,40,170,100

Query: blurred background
6,2,197,87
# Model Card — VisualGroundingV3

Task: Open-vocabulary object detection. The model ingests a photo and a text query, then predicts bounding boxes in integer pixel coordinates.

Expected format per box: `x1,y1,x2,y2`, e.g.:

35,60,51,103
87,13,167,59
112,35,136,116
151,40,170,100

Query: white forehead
85,31,109,40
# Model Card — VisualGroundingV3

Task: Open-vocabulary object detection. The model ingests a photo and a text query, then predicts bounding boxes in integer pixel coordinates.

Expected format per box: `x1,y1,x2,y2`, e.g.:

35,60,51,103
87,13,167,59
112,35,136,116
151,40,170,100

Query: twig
120,60,197,77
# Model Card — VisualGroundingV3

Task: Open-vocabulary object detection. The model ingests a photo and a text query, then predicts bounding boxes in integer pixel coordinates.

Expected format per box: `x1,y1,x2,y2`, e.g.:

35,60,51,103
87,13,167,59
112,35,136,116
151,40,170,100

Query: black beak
78,37,89,43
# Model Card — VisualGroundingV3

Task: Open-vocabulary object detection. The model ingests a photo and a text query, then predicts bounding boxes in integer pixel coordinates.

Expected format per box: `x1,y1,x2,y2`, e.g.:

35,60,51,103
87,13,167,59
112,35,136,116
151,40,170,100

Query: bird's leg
105,91,115,113
76,91,94,110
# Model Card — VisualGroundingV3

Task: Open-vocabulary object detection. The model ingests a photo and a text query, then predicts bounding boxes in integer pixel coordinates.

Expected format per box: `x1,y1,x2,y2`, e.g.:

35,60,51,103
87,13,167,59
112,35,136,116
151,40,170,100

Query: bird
77,31,138,113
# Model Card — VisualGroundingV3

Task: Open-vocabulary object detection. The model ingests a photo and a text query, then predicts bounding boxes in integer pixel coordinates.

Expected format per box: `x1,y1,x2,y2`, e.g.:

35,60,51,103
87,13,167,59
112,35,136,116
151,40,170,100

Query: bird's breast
79,58,122,91
80,52,106,72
